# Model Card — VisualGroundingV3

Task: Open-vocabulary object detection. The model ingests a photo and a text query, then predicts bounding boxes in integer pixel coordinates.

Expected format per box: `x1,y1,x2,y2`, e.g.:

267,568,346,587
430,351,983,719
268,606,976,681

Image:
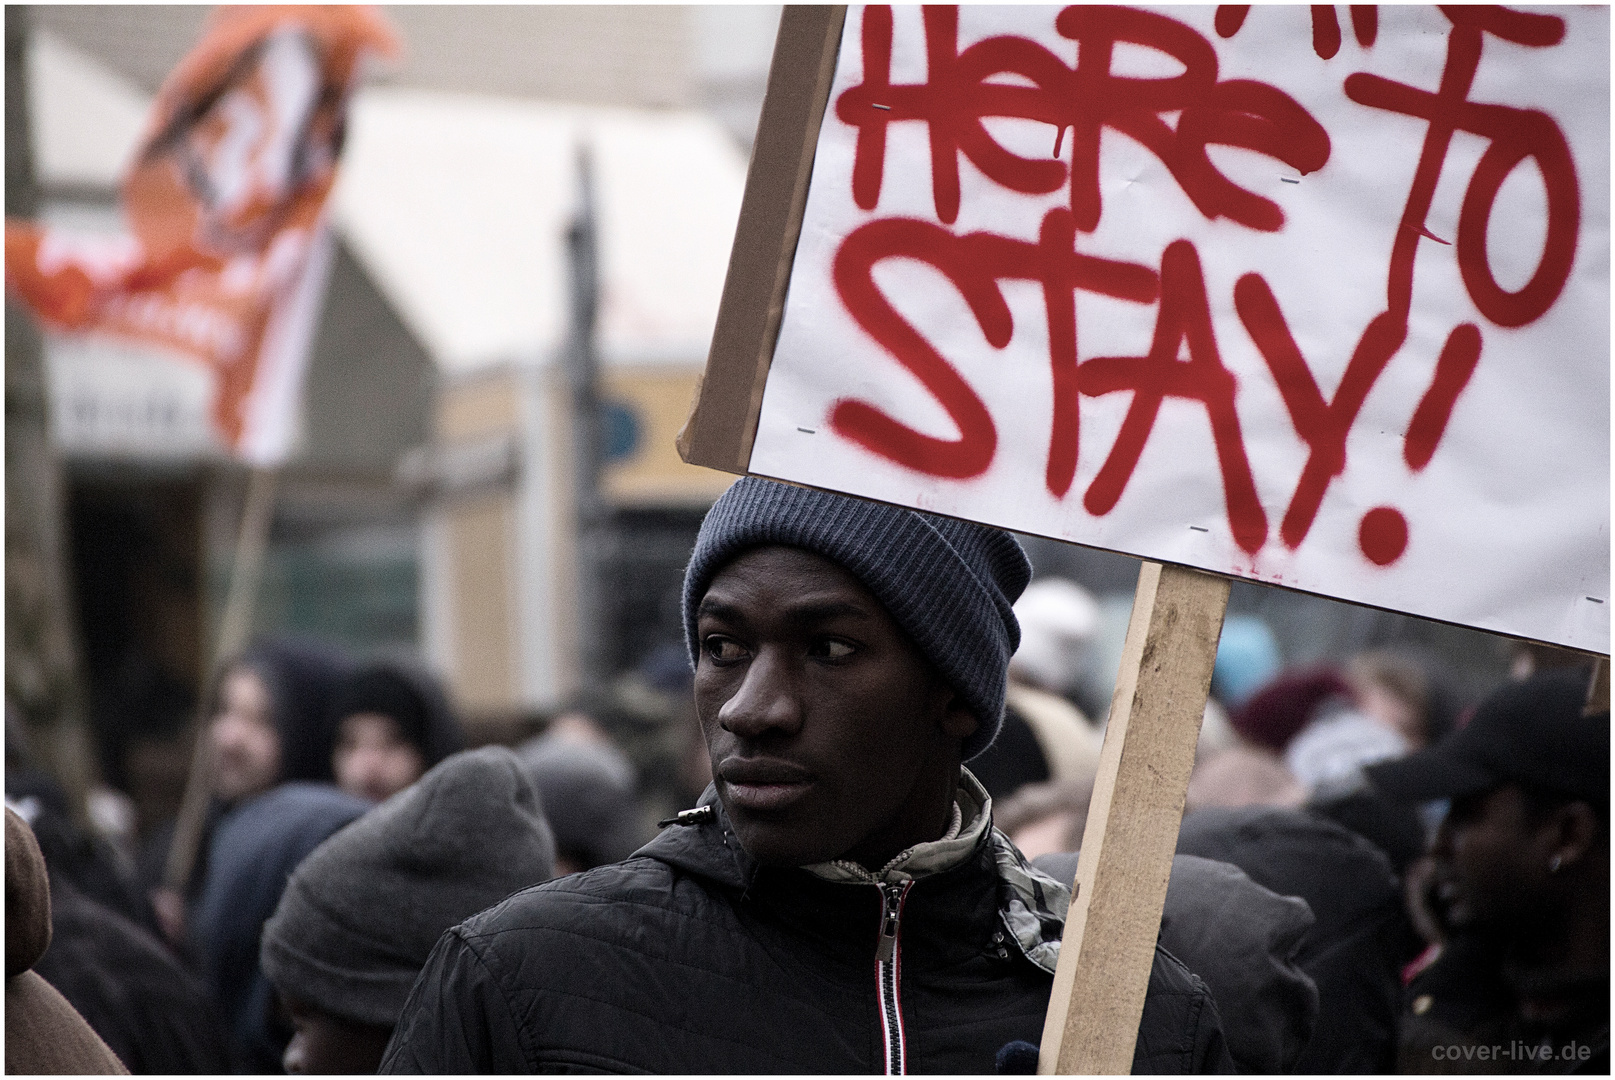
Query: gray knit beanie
259,746,555,1027
514,732,644,869
682,477,1031,759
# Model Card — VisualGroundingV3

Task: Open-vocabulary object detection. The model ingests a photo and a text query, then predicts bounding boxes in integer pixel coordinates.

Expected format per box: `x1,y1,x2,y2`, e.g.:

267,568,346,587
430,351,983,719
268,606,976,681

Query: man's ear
937,694,979,742
924,677,978,743
1552,801,1602,870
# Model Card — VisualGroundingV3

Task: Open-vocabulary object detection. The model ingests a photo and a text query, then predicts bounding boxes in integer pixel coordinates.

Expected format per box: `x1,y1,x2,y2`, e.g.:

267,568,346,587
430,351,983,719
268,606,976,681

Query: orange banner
6,6,399,461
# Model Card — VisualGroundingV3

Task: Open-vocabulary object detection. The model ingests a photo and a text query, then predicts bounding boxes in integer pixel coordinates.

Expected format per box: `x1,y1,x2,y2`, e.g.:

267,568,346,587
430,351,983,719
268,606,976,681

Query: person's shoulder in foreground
382,477,1233,1075
6,807,130,1075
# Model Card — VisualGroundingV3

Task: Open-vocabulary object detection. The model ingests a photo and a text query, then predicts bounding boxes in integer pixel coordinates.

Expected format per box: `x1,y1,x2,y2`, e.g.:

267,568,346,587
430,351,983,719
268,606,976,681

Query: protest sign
689,5,1610,656
6,5,398,465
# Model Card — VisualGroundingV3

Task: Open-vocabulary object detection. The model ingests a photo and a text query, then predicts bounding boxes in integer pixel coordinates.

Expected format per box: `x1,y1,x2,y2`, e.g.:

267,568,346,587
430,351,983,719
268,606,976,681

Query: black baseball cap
1366,669,1609,804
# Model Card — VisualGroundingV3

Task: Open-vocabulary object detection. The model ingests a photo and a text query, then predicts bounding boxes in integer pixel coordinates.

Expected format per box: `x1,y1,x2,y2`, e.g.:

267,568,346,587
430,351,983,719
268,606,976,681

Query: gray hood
1034,850,1318,1074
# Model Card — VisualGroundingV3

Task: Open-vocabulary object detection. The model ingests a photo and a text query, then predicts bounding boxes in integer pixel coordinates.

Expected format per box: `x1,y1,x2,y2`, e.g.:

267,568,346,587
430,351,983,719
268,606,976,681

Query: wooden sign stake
1039,560,1230,1074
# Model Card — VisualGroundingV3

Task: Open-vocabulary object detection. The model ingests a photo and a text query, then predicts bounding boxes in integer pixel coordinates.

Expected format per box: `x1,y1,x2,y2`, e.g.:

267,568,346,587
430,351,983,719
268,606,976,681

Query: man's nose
718,648,803,739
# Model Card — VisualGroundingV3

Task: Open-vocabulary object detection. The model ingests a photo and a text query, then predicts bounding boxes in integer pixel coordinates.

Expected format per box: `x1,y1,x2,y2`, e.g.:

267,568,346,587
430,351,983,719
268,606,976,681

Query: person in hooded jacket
143,639,354,942
1176,803,1424,1073
382,478,1232,1074
156,642,369,1073
1035,850,1320,1074
329,660,463,804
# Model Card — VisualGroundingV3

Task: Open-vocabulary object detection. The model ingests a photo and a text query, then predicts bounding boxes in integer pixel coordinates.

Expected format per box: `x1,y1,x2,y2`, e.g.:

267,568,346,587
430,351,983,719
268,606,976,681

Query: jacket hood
1159,854,1318,1074
1175,804,1415,1074
190,784,370,1008
1033,848,1320,1074
233,640,352,785
634,784,751,887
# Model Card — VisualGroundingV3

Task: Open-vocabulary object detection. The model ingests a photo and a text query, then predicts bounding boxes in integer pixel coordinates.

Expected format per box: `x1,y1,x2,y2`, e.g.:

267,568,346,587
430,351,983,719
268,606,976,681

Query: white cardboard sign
750,5,1609,653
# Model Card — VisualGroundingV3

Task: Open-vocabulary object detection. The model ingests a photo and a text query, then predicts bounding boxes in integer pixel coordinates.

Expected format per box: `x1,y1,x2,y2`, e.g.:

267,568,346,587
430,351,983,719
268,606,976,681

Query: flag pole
162,464,279,892
565,144,607,692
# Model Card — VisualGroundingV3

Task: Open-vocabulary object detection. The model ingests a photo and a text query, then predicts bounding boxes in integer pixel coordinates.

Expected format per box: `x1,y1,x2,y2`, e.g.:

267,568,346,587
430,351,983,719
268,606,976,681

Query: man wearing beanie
384,478,1230,1074
261,747,554,1073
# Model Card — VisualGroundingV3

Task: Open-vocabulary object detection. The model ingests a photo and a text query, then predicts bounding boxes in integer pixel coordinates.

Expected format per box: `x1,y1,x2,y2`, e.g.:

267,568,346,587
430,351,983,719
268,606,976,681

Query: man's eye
812,639,856,660
704,636,747,663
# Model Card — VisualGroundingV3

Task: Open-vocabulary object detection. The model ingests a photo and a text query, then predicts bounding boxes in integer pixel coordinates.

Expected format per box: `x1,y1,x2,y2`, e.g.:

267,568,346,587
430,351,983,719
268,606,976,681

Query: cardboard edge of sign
676,4,847,476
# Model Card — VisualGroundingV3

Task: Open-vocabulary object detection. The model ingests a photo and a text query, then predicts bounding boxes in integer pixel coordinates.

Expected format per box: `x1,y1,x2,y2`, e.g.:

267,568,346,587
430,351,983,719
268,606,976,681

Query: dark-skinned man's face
1431,783,1554,930
694,546,978,869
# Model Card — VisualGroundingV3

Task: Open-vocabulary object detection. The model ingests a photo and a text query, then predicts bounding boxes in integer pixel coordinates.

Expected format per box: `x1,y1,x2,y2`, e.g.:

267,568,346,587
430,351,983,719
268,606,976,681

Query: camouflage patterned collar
991,818,1071,975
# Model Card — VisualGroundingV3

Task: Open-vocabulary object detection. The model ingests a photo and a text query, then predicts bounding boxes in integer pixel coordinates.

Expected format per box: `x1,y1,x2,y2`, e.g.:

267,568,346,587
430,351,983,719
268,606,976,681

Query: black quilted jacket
381,796,1231,1074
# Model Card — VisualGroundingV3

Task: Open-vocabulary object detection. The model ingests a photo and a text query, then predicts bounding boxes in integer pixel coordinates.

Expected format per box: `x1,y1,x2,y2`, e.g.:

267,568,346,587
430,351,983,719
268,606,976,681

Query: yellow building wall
600,367,736,505
444,493,519,712
427,363,731,718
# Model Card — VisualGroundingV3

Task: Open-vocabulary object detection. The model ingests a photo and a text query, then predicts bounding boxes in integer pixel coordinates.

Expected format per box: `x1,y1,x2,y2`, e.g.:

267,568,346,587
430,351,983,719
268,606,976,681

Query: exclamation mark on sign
1360,323,1483,566
1404,323,1482,471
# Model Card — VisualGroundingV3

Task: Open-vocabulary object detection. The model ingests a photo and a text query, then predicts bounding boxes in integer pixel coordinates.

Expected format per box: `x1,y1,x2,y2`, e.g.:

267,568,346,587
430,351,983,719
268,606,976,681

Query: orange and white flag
5,6,399,464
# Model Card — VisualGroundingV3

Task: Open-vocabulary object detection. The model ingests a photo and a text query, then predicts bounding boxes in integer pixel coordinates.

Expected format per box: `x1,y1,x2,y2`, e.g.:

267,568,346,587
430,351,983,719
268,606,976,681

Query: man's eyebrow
786,601,873,623
696,596,743,620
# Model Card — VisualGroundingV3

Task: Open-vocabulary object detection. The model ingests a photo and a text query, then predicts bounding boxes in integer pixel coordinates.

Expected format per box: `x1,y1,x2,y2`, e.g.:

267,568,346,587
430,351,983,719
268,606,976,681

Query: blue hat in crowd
682,478,1031,760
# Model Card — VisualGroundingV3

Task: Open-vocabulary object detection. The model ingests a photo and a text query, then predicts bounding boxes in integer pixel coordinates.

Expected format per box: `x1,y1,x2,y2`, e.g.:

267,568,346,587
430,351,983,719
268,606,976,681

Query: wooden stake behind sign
1039,561,1229,1074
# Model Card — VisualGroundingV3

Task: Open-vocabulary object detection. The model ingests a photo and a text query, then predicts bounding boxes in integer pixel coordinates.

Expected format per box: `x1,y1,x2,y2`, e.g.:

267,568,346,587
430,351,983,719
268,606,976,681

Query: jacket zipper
875,881,911,1075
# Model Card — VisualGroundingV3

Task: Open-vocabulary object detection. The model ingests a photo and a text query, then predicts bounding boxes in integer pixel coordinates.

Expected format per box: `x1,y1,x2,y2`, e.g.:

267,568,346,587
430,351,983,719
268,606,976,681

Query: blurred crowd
5,575,1608,1074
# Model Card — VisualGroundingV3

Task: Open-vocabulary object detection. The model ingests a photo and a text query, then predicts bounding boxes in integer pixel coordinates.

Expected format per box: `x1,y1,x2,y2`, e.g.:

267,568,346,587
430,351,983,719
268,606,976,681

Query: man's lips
717,759,815,812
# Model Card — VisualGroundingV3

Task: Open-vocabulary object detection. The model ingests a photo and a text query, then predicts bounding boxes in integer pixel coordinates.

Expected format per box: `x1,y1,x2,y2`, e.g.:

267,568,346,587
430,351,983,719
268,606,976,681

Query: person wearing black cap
382,477,1231,1074
1366,669,1609,1074
329,661,463,804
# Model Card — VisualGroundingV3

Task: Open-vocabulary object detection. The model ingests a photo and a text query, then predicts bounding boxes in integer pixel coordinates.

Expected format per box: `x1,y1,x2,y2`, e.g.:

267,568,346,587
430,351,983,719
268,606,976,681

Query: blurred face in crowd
1356,679,1424,747
1431,782,1595,931
694,545,977,869
280,995,393,1074
333,712,426,804
210,666,281,802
